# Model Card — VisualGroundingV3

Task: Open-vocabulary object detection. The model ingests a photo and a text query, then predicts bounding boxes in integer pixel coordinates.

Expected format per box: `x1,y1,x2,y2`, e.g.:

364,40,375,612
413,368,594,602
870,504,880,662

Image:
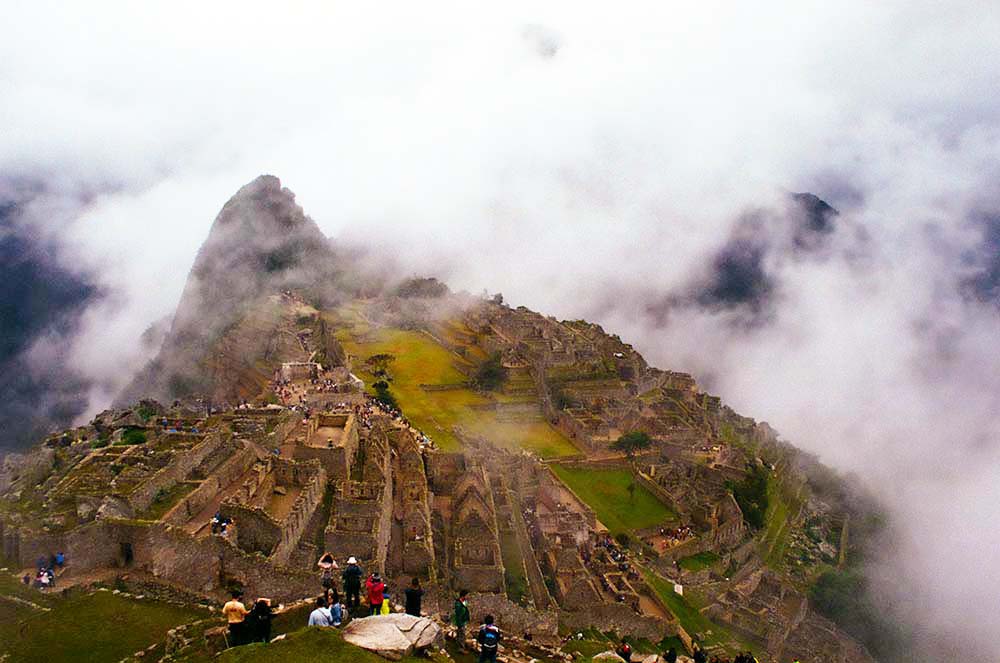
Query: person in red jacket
366,572,385,615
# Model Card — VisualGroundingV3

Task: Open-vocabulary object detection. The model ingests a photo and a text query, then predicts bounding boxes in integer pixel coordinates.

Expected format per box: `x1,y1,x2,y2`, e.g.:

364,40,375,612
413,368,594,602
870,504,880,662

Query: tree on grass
365,353,396,378
372,380,398,410
612,431,652,460
473,352,507,391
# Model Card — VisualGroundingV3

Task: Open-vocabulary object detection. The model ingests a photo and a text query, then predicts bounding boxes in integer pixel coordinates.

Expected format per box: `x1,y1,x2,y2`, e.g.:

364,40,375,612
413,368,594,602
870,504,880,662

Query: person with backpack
453,589,471,648
366,572,385,616
616,638,633,661
342,556,363,609
476,614,502,663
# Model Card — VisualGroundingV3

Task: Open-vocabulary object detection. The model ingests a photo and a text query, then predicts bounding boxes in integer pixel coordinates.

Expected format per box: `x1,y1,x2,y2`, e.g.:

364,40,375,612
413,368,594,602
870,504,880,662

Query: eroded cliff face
117,175,346,405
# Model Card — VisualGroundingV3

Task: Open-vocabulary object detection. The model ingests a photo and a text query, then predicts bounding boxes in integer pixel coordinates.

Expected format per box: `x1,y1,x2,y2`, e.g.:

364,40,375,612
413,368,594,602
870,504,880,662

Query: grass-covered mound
0,585,202,663
331,308,578,458
551,465,676,535
216,626,442,663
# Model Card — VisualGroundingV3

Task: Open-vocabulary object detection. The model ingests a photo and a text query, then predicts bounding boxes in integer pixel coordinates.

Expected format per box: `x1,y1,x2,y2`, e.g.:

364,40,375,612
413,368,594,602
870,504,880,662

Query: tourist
329,589,344,626
55,551,65,568
308,596,333,626
22,573,30,586
342,556,363,609
453,589,471,648
404,576,424,617
615,638,632,662
366,572,385,615
664,645,678,663
476,614,502,663
223,589,250,646
245,598,273,643
693,645,707,663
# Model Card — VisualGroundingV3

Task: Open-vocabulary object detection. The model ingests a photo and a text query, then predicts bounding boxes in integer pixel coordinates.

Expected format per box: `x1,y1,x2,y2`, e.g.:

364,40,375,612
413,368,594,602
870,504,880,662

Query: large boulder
342,614,441,660
593,653,626,662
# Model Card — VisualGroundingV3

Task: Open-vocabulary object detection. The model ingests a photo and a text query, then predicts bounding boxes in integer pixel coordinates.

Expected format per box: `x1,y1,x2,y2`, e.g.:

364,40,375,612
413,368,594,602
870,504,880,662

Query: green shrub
119,428,148,446
472,352,507,391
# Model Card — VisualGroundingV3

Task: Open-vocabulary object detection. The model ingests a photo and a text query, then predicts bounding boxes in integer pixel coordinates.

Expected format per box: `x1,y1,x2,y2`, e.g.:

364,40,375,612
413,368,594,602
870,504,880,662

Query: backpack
321,571,333,588
479,625,500,649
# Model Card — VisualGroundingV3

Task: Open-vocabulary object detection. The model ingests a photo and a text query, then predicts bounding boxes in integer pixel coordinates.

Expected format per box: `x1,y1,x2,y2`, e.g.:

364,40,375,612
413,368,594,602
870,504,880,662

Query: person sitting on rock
308,596,333,627
476,614,502,663
329,589,344,626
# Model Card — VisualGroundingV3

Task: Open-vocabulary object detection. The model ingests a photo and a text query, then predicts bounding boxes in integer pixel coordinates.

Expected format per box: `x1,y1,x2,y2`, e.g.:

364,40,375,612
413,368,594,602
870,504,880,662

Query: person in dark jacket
453,589,471,648
404,577,424,616
476,614,501,663
693,645,707,663
245,598,273,643
341,556,363,609
664,646,678,663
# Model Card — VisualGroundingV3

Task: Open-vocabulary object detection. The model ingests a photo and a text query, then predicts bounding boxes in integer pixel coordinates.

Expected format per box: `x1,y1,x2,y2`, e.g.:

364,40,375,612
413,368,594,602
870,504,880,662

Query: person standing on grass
342,556,363,609
222,589,249,646
476,614,502,663
366,572,385,616
404,577,424,616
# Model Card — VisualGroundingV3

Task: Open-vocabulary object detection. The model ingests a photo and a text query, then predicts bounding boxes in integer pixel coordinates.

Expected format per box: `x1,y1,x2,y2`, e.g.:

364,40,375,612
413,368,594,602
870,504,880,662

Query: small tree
612,431,652,461
365,353,396,378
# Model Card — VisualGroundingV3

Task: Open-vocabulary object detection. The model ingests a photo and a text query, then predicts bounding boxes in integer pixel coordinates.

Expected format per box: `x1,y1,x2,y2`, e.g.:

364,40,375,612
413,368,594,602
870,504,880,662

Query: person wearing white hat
342,556,364,610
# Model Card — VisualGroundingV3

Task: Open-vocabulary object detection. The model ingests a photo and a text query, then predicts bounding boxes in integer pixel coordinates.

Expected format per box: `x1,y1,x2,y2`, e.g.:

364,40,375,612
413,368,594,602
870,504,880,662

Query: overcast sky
3,1,1000,656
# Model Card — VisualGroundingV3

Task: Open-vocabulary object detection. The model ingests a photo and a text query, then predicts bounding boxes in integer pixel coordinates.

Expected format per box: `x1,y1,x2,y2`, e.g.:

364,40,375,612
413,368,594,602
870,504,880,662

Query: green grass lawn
677,551,720,572
550,465,675,535
330,307,578,459
499,528,528,604
0,589,203,662
216,627,440,663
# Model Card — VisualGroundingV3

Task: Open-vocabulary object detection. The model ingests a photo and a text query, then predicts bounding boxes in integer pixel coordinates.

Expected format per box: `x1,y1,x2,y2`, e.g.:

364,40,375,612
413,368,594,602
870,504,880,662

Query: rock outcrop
341,614,441,660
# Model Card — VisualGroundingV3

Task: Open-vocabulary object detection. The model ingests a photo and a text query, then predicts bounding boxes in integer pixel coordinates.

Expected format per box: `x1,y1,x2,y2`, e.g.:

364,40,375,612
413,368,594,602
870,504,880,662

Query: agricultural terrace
550,464,676,535
328,305,578,459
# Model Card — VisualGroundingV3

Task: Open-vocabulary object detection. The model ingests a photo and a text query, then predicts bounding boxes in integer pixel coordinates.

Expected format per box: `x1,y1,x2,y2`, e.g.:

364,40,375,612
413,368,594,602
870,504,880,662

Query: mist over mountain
0,184,102,452
117,175,347,406
2,2,1000,659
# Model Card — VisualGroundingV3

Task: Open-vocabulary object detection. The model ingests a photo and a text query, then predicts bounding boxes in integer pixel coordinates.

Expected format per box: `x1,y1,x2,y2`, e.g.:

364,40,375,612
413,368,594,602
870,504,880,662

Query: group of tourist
23,552,64,591
222,589,273,646
691,646,760,663
210,511,233,536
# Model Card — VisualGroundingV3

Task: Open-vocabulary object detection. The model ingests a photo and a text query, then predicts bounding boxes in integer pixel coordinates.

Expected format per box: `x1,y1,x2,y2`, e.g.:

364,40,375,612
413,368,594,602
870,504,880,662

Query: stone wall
163,443,258,526
126,432,226,514
269,461,326,565
559,603,678,641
